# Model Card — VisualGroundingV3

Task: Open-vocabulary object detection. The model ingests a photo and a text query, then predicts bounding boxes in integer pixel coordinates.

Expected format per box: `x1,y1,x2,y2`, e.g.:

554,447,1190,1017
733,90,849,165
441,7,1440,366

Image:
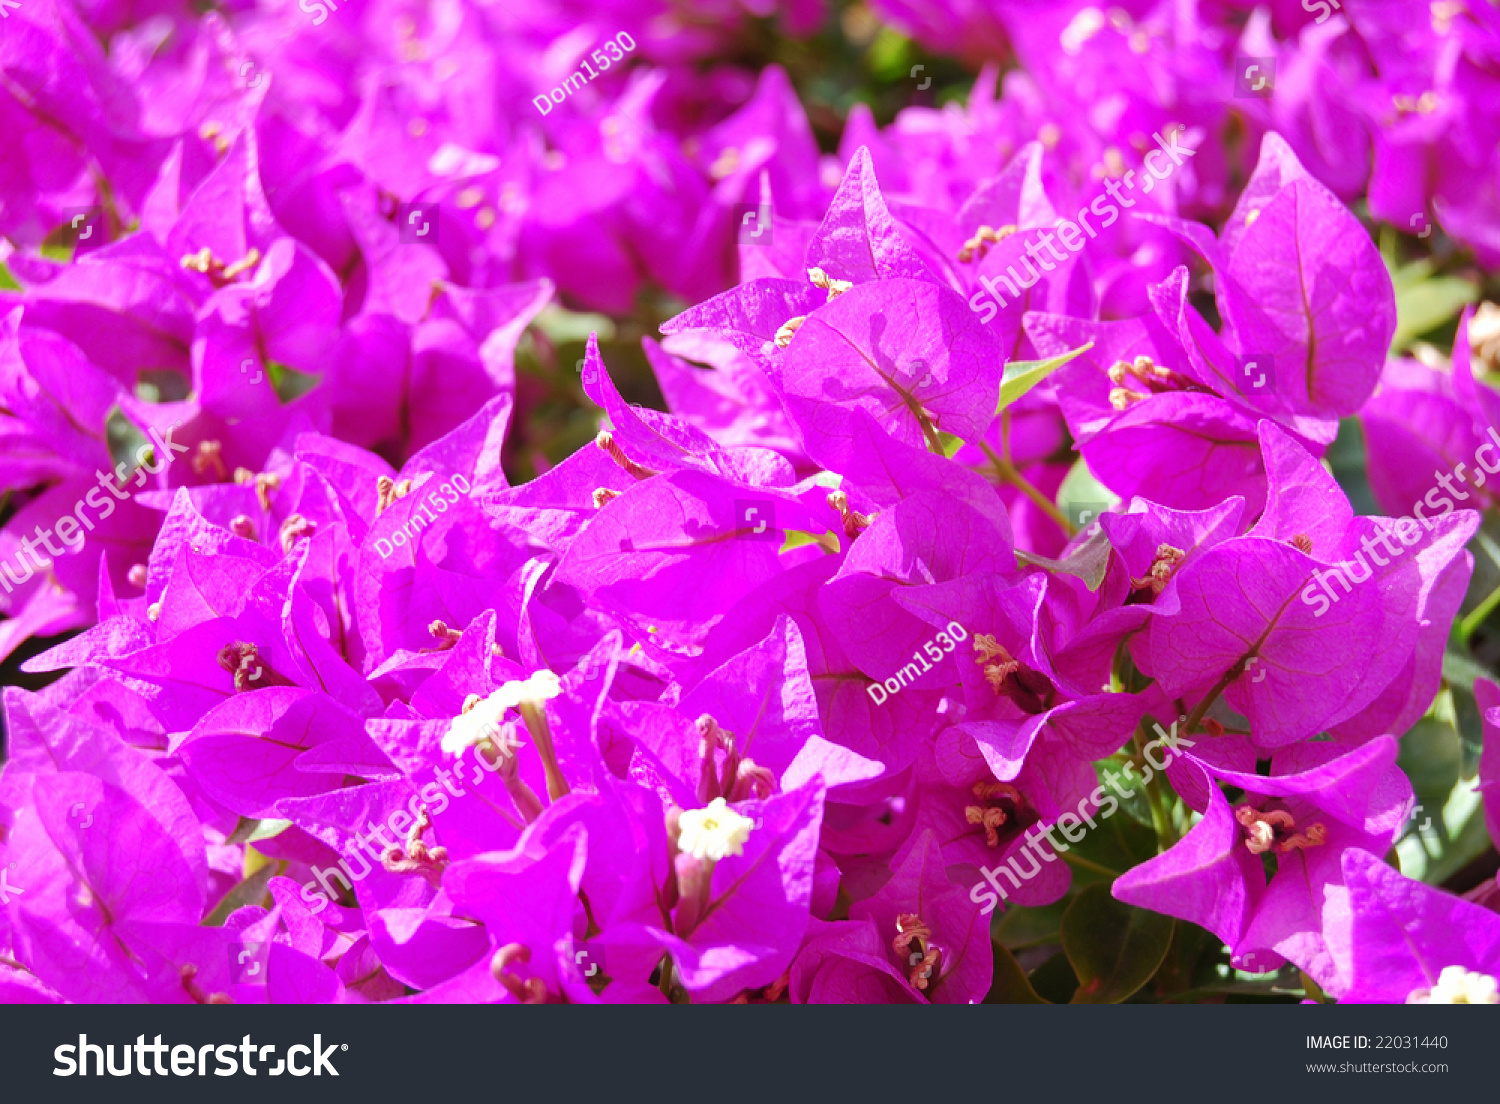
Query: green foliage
225,817,292,845
983,940,1050,1003
1055,456,1121,527
1061,884,1174,1003
1027,949,1081,1003
105,405,151,476
1381,229,1479,352
203,863,276,926
994,899,1067,951
997,344,1092,412
265,358,321,403
1067,797,1159,879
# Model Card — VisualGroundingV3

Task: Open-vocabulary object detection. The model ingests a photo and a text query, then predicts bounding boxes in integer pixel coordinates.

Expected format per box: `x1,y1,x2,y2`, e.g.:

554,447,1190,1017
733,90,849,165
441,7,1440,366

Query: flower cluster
1,0,1499,1006
867,0,1500,263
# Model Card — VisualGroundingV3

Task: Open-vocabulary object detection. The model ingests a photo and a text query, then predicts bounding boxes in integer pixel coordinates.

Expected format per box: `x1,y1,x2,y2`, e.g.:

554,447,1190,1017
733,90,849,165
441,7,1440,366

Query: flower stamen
773,315,806,348
807,267,852,301
957,224,1017,264
191,440,229,482
376,475,415,516
595,430,657,479
490,943,548,1004
234,468,281,511
827,490,871,539
964,781,1026,848
1131,544,1186,595
893,913,942,991
278,514,317,554
1235,806,1327,855
380,807,448,887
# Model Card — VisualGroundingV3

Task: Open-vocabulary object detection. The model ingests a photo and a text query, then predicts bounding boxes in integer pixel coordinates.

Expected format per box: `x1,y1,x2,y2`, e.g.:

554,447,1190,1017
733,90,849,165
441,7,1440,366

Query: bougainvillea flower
1144,423,1476,747
1117,736,1411,991
1339,848,1500,1004
845,830,991,1004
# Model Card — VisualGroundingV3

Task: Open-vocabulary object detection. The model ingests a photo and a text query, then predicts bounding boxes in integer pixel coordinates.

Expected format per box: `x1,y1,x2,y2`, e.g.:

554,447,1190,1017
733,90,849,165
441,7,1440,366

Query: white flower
1407,966,1499,1005
491,669,562,711
677,797,756,862
439,671,561,755
440,698,504,755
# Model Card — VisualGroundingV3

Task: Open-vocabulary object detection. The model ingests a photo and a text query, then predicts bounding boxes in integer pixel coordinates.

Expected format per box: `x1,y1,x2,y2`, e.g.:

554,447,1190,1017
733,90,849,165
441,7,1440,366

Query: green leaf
1065,793,1160,877
934,430,965,458
0,263,18,291
984,940,1050,1003
531,304,617,345
203,863,276,926
1061,883,1174,1003
866,28,913,81
1054,456,1121,534
993,899,1067,950
225,817,292,845
1441,648,1494,698
264,358,321,403
1388,256,1434,292
1154,921,1220,997
1441,650,1493,768
1395,781,1491,886
1445,679,1486,776
779,529,836,554
1015,527,1112,591
1396,717,1463,804
1392,703,1490,883
1389,267,1478,352
1472,528,1500,574
1090,756,1157,830
1028,949,1079,1004
997,343,1092,412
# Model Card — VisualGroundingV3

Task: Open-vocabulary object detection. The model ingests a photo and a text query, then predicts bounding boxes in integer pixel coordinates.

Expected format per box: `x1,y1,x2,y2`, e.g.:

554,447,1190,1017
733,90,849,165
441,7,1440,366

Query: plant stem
913,406,947,455
656,954,680,1001
979,441,1077,537
1132,723,1176,851
1144,785,1173,851
519,702,570,802
1060,851,1121,879
1459,579,1500,643
1182,663,1241,735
